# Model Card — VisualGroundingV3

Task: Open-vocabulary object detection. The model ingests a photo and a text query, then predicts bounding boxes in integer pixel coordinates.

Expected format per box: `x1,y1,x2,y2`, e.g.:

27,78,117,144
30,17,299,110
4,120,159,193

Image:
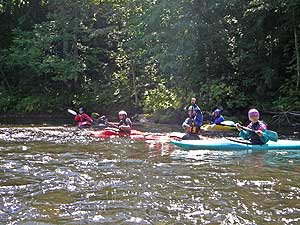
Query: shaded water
1,126,300,224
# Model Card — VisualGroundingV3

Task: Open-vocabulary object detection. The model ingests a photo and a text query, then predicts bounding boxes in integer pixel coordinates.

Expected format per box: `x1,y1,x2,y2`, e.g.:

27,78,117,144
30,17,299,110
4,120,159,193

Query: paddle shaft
107,122,119,129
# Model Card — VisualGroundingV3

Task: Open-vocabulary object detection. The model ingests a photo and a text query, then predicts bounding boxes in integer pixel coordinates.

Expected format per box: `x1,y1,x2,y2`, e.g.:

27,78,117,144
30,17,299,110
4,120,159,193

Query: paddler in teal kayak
236,109,269,145
182,98,203,140
117,110,132,133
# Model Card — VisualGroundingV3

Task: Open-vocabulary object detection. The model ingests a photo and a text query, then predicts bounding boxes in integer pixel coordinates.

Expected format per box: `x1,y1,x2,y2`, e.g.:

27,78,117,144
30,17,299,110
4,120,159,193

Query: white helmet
118,110,127,116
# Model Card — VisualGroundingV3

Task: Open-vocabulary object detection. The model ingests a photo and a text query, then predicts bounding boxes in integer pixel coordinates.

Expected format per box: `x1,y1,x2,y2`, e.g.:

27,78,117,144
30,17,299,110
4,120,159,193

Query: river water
1,125,300,224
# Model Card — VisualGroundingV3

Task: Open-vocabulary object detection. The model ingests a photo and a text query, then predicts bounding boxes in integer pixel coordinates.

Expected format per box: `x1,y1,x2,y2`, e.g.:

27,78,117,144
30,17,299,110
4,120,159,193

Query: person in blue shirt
210,108,224,125
182,98,203,140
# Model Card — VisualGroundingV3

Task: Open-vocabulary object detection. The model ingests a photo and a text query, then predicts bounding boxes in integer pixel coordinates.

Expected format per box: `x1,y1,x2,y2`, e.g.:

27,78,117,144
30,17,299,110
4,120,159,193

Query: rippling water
1,127,300,224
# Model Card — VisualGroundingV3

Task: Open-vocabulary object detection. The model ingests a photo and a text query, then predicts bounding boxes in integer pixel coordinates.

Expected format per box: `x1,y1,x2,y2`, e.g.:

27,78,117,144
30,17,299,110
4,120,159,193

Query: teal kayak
170,138,300,151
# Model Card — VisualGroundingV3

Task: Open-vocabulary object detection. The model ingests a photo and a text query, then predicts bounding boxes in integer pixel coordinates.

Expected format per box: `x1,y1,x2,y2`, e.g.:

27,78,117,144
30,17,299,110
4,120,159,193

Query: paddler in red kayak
117,110,132,133
181,98,203,140
74,107,92,128
235,109,269,145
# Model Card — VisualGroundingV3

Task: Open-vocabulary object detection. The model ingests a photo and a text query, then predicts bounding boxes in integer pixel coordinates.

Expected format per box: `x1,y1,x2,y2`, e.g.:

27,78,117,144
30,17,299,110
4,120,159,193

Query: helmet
79,107,84,113
214,109,222,115
248,109,260,117
118,110,127,116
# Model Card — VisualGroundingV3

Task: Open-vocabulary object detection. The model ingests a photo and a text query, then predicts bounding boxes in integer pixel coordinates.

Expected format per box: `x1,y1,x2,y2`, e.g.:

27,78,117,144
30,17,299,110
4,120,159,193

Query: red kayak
91,127,145,139
91,128,185,142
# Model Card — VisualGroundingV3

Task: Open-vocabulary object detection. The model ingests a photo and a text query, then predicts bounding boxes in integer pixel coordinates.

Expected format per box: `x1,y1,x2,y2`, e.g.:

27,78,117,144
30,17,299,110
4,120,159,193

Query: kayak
91,128,185,141
91,127,144,138
201,121,236,132
201,124,236,132
170,138,300,151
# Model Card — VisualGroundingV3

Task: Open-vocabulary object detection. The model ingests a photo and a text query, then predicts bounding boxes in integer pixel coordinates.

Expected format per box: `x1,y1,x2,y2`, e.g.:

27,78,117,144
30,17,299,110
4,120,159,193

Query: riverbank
0,111,299,137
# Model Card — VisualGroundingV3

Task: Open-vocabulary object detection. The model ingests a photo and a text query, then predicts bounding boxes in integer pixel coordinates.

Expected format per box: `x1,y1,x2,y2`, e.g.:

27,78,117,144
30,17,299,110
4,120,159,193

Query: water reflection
264,150,300,167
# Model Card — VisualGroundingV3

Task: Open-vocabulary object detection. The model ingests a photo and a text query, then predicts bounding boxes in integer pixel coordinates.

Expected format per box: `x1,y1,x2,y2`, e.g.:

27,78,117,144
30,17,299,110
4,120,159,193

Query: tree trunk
73,34,78,57
63,39,68,56
293,9,300,90
30,0,41,21
132,67,138,108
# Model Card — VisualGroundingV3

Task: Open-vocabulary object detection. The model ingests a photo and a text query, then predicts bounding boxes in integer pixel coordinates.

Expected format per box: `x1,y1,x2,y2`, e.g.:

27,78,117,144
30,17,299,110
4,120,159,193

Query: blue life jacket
182,104,203,134
210,114,224,124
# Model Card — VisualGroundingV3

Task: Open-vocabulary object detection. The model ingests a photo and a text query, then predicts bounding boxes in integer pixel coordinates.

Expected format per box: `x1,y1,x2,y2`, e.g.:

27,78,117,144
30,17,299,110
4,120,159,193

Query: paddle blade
67,109,77,115
220,120,235,127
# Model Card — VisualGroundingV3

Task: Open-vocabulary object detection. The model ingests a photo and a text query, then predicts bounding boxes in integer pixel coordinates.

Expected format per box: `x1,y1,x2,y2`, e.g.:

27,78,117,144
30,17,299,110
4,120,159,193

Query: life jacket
210,114,219,124
248,121,267,145
118,118,132,133
119,119,128,126
187,118,200,134
74,114,92,123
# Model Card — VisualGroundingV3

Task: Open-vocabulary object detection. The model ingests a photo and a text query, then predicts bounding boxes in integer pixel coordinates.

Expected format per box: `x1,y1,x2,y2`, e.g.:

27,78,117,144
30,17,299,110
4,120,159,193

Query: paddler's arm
213,115,224,125
182,118,191,133
74,114,81,122
257,129,270,144
236,123,250,140
83,113,92,122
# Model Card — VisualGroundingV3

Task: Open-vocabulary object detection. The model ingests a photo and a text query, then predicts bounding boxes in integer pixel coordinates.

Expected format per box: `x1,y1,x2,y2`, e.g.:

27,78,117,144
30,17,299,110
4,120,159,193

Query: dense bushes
0,0,299,115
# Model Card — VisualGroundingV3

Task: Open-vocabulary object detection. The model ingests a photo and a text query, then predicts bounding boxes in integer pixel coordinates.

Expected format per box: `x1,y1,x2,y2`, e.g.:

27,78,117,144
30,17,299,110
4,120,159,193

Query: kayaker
236,109,269,145
182,98,203,140
117,110,132,133
91,112,108,125
210,108,224,125
74,107,92,128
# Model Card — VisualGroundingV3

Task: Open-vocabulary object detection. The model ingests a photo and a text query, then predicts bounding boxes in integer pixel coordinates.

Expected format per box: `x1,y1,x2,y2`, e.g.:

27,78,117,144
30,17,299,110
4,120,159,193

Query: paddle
220,120,235,127
210,120,236,128
239,125,278,142
67,109,77,116
106,122,119,129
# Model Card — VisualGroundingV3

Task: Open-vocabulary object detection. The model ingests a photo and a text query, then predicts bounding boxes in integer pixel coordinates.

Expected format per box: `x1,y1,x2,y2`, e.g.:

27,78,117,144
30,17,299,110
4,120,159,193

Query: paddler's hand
255,130,263,137
235,123,242,131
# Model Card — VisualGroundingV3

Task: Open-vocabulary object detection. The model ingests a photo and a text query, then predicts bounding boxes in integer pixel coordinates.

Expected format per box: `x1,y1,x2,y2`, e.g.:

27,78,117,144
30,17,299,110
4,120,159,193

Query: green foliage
0,0,300,116
143,82,179,113
197,82,251,111
273,75,300,110
0,89,18,112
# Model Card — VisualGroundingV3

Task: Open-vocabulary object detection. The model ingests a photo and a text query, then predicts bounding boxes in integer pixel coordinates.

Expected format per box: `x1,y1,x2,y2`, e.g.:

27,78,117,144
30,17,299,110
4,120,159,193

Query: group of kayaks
87,120,300,151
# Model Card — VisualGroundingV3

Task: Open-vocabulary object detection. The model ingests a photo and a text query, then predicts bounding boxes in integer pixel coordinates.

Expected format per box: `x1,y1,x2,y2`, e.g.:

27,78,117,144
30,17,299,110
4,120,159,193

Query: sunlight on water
0,127,300,224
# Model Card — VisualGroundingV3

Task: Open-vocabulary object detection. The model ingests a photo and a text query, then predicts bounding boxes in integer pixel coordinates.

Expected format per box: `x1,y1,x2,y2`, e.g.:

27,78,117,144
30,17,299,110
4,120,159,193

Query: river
0,124,300,224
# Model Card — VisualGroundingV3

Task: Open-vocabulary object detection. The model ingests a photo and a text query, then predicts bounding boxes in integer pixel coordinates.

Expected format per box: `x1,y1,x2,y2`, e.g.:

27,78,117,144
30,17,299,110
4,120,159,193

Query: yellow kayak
202,121,236,132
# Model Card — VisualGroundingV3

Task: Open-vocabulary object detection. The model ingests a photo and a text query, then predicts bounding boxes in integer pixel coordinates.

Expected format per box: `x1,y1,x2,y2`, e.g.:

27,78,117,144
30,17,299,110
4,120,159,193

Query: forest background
0,0,299,124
